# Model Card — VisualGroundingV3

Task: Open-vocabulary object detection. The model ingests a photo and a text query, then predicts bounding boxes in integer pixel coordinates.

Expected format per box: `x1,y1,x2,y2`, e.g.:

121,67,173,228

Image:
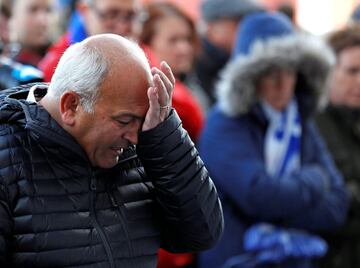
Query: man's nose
124,130,139,145
123,122,142,145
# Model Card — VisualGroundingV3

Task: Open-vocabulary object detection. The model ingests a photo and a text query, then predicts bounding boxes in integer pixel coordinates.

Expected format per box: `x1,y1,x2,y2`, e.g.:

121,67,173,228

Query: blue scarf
262,99,301,179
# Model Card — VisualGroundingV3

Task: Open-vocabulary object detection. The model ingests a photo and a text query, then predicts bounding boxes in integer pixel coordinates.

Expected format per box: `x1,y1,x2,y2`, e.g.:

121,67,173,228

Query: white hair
48,41,109,113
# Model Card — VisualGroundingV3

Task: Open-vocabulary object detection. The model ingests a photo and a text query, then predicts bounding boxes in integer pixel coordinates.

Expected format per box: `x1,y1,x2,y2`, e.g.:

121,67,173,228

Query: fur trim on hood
217,33,335,117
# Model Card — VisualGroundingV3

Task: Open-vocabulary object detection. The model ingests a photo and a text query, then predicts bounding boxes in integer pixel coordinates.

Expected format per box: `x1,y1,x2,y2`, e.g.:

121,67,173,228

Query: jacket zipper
90,176,116,268
108,191,134,257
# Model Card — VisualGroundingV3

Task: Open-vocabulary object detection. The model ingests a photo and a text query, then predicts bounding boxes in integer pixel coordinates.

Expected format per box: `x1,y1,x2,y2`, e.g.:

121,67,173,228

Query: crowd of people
0,0,360,267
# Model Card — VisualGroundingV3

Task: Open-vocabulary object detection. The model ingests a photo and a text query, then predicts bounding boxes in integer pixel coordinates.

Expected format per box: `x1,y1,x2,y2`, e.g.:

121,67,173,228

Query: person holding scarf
198,11,349,268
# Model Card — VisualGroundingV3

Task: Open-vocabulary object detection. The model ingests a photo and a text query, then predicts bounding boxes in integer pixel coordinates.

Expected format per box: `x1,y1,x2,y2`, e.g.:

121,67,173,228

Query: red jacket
172,80,204,141
38,33,70,82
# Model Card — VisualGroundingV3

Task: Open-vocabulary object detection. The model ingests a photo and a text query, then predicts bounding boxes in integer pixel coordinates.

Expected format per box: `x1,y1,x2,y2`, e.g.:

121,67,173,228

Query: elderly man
0,33,223,267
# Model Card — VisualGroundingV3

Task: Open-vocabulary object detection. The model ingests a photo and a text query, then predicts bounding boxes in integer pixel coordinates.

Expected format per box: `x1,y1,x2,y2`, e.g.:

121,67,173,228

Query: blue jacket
198,27,349,268
198,105,349,268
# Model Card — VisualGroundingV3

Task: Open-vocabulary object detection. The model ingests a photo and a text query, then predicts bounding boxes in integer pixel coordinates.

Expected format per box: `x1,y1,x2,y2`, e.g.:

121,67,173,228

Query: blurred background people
39,0,143,82
54,0,78,33
194,0,262,111
0,0,43,90
198,11,349,268
0,0,11,54
9,0,54,67
140,2,204,142
349,3,360,25
316,25,360,268
277,2,295,24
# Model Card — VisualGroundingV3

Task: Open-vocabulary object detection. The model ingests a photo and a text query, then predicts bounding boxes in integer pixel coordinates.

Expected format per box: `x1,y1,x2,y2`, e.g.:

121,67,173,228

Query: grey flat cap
201,0,263,21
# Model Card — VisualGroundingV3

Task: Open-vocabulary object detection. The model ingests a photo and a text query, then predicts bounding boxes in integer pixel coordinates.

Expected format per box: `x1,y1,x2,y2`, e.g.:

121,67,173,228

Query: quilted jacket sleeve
0,182,12,266
137,110,224,253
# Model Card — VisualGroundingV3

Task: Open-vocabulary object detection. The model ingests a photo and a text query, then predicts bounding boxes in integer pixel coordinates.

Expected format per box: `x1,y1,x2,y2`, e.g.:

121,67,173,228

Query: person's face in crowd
257,69,296,111
10,0,53,48
0,12,9,47
81,0,141,39
150,15,194,77
330,46,360,108
70,60,151,168
206,18,239,54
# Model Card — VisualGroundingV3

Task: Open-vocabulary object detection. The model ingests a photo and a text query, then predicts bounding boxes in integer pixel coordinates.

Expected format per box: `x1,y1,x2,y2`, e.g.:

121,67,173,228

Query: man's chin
95,157,119,169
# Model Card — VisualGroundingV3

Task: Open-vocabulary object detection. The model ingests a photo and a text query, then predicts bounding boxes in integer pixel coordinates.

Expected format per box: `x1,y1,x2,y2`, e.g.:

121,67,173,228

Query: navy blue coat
198,104,349,268
198,19,349,268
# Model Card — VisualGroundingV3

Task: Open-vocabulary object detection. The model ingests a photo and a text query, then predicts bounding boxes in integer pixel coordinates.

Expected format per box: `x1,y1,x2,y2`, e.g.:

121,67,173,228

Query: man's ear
59,91,81,126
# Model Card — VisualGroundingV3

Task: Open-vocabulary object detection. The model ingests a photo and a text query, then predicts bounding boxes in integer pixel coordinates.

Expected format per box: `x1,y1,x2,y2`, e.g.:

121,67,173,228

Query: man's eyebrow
113,113,144,121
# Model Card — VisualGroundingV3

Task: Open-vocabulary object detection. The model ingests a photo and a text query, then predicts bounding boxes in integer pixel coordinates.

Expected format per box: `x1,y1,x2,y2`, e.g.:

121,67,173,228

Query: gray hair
48,41,108,113
48,34,152,113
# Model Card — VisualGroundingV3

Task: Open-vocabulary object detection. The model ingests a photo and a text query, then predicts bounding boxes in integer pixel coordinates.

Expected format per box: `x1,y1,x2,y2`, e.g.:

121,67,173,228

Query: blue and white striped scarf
261,98,301,179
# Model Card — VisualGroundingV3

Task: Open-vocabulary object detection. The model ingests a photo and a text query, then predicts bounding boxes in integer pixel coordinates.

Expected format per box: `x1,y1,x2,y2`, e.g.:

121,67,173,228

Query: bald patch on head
81,34,152,106
83,34,151,77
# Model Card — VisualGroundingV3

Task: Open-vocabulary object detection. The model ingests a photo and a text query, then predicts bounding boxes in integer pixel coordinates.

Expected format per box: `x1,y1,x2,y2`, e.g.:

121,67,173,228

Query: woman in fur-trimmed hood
198,12,349,268
218,15,332,117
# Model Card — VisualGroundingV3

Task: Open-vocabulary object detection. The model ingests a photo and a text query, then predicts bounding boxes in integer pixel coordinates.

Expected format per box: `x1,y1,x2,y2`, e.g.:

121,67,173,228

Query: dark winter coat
316,106,360,268
0,85,223,268
194,38,230,106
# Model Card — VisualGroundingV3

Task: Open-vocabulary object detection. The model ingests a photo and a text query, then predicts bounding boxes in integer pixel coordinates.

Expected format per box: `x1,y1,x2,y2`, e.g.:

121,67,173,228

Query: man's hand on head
142,61,175,131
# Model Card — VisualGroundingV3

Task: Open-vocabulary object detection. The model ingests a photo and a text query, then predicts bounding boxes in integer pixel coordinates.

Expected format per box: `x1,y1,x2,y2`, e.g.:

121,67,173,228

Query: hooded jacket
0,85,223,268
198,13,349,268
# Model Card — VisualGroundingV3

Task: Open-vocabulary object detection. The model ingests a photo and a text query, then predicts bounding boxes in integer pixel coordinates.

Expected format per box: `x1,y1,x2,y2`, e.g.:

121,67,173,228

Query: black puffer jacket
0,86,223,268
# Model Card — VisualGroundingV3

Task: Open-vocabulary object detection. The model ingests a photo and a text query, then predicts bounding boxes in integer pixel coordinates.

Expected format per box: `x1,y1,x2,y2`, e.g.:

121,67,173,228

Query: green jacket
316,106,360,268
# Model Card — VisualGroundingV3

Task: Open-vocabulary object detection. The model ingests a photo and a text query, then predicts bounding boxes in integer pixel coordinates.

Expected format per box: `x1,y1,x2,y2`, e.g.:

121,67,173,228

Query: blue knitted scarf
262,98,301,179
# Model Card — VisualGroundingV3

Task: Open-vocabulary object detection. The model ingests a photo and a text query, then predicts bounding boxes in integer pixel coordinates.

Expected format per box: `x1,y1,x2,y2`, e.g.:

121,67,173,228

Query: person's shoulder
0,87,28,134
202,105,252,144
0,123,26,183
315,109,334,127
207,104,251,126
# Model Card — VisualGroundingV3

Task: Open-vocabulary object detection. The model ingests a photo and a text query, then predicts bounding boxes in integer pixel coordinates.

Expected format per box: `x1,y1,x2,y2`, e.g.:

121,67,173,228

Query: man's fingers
160,61,175,86
151,68,173,97
151,62,175,100
142,61,175,131
153,73,168,106
142,87,160,131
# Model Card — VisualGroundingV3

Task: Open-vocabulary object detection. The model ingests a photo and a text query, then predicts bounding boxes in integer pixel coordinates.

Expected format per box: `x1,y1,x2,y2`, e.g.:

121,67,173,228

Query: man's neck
39,94,62,125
